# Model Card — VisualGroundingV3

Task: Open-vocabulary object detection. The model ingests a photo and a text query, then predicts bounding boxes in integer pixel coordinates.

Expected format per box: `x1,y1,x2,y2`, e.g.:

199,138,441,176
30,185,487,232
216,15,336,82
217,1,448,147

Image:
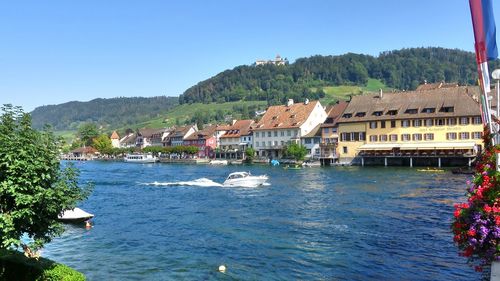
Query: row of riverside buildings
110,83,487,166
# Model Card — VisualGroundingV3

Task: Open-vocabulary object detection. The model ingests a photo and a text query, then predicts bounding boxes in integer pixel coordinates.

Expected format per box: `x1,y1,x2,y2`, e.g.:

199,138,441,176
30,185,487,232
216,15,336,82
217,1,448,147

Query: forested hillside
179,47,500,105
31,96,178,130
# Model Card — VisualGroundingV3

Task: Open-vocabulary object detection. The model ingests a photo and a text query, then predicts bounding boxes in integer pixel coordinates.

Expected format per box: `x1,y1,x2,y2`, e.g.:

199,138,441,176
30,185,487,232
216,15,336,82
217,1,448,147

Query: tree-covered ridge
179,47,500,105
31,96,178,130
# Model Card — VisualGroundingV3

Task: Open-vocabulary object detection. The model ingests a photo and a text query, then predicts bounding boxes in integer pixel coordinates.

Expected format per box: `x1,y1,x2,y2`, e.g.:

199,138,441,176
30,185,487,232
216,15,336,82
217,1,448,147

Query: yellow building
336,86,484,166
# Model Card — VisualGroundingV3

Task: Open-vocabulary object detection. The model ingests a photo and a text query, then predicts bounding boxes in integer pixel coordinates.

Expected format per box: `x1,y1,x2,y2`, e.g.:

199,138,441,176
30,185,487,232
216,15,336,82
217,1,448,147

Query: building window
401,120,410,128
315,148,320,155
274,131,278,137
424,133,434,141
446,132,457,140
387,110,398,115
256,132,259,138
355,112,366,117
447,118,457,126
413,119,421,127
440,106,454,113
391,120,396,128
402,134,411,141
369,121,377,129
287,130,291,136
350,132,355,141
373,111,383,116
460,117,469,125
472,132,482,139
268,141,272,146
267,131,271,137
293,130,298,137
460,132,470,140
343,146,348,154
436,119,445,126
343,113,352,118
340,133,346,141
425,119,433,127
381,121,386,128
280,131,285,136
412,133,422,141
472,116,482,124
369,135,378,142
304,138,312,144
256,141,259,147
380,135,388,142
422,108,435,113
359,132,366,141
390,134,398,142
281,141,285,146
323,128,329,134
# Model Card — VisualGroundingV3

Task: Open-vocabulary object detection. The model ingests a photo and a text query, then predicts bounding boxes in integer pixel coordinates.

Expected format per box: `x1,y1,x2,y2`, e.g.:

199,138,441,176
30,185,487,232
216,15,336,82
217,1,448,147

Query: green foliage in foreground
0,105,92,251
0,249,85,281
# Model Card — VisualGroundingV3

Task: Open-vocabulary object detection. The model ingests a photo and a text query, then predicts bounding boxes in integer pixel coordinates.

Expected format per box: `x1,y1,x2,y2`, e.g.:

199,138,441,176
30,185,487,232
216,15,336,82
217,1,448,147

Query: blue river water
43,161,479,280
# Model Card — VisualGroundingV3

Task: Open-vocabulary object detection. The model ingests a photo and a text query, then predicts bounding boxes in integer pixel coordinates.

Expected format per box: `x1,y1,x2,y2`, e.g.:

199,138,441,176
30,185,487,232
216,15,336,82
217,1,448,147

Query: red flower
454,209,461,218
463,246,474,257
475,266,483,272
496,216,500,226
467,229,476,237
484,204,493,213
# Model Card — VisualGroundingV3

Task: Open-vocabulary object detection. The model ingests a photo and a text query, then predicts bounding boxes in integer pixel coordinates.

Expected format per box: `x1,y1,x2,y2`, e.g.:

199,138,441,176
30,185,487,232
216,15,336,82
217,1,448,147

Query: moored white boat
124,153,158,163
58,207,94,223
223,171,268,187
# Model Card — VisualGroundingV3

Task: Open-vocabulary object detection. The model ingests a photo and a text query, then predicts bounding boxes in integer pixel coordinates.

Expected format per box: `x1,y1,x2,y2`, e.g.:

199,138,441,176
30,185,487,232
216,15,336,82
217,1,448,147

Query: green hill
179,47,500,105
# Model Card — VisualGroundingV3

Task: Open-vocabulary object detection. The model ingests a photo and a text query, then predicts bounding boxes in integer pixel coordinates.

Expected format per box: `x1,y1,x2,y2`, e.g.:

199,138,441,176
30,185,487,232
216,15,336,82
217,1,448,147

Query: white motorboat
210,159,228,165
58,207,94,223
302,160,321,167
223,172,268,187
124,153,158,163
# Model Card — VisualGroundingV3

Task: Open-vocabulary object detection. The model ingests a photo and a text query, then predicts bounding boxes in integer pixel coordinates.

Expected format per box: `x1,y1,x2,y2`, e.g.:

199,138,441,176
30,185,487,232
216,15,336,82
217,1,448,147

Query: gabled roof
321,101,349,128
416,82,459,91
110,131,120,140
253,101,320,130
171,125,196,138
185,125,217,140
337,86,481,123
120,133,137,144
220,120,255,138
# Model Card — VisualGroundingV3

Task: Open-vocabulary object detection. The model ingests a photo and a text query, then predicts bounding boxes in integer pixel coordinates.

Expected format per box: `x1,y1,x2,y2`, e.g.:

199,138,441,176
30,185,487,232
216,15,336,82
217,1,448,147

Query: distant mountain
31,96,178,131
179,47,500,105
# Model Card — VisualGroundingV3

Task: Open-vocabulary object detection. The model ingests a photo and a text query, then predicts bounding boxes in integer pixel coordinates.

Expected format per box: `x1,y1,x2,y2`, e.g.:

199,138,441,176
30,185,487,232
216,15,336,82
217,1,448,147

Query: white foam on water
142,178,223,187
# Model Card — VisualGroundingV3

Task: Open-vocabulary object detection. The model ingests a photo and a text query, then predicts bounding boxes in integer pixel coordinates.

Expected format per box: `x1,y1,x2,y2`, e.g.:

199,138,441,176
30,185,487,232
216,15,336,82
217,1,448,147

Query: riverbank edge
0,249,85,281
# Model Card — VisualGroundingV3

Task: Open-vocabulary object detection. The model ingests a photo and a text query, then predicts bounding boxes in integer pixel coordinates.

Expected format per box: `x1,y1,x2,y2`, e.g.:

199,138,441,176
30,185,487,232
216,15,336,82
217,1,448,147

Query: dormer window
343,113,352,118
405,109,418,114
422,108,435,113
290,114,296,118
372,111,383,116
440,106,454,113
387,110,398,115
355,112,366,117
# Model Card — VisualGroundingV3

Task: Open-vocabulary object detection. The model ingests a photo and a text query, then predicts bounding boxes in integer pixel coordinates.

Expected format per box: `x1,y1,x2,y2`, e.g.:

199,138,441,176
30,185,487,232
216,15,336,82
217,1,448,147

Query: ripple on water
44,163,479,280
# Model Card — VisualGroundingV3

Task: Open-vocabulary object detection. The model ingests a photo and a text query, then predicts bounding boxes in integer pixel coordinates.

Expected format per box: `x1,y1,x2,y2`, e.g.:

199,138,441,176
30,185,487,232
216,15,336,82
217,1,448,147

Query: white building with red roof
110,131,120,148
252,99,327,159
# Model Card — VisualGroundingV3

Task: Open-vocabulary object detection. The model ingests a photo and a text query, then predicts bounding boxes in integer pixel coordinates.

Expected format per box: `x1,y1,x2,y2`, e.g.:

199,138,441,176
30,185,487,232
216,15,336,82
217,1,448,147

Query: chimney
287,99,294,106
379,88,383,99
304,98,309,105
232,119,237,125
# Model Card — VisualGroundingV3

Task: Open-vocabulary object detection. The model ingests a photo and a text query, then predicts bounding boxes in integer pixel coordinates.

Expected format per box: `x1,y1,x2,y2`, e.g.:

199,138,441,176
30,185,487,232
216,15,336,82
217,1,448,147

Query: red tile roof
185,125,217,140
110,131,120,139
220,120,255,138
253,101,320,130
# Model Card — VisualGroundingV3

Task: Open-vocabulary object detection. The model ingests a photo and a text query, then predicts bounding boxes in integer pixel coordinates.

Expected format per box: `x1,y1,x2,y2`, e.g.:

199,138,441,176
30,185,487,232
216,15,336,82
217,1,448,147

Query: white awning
399,142,476,150
357,143,400,150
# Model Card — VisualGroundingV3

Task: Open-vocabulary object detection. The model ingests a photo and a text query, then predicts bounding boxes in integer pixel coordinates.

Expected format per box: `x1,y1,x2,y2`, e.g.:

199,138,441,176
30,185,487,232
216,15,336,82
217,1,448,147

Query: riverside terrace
335,86,485,167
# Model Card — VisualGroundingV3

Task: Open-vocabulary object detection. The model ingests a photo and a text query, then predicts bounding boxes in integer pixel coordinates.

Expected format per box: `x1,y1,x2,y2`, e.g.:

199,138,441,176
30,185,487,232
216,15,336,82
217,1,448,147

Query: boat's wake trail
142,178,223,187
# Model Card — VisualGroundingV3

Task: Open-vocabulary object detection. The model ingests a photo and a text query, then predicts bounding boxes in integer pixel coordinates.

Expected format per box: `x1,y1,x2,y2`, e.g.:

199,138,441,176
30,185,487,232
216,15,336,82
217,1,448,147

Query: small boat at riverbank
223,172,268,187
417,168,445,173
124,154,158,163
58,207,94,223
210,159,228,165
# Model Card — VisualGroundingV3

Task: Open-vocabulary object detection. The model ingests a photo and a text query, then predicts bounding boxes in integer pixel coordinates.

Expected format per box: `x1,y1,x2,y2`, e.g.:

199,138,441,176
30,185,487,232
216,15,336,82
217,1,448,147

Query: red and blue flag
470,0,498,62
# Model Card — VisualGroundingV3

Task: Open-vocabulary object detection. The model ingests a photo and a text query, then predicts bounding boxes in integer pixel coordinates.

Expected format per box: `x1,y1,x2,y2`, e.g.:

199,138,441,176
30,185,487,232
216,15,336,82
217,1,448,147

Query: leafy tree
92,134,113,154
244,147,255,163
285,143,307,161
0,105,92,253
77,122,99,146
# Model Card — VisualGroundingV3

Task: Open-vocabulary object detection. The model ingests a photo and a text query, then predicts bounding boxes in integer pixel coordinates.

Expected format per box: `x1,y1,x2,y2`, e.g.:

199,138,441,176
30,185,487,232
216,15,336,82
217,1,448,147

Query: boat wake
142,178,223,187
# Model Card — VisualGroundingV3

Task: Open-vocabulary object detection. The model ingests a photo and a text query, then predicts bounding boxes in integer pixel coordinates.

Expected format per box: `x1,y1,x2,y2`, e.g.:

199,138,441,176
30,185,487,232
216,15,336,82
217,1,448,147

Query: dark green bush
0,249,85,281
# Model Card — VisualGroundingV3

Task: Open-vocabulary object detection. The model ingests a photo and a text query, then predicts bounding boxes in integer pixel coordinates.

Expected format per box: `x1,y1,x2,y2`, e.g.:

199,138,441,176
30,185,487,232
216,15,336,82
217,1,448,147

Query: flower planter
492,261,500,281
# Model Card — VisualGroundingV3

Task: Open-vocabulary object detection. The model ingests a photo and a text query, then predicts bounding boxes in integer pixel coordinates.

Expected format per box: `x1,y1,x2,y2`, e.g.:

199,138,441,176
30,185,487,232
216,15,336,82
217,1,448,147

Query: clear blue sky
1,0,499,112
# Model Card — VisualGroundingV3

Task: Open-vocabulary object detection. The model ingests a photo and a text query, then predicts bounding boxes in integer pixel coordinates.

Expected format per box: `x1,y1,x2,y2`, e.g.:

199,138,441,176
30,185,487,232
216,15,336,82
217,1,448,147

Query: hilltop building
255,54,288,66
252,99,327,159
336,86,484,166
